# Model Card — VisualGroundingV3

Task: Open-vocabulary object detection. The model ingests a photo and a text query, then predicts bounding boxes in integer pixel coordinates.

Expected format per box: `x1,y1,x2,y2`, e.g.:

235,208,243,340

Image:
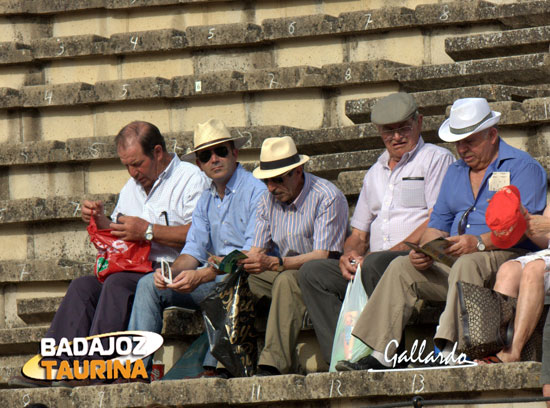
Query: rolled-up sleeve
180,192,211,262
251,192,272,250
313,193,349,252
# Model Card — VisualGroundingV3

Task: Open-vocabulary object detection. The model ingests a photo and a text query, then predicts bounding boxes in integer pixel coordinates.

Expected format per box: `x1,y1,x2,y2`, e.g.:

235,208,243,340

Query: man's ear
153,144,163,160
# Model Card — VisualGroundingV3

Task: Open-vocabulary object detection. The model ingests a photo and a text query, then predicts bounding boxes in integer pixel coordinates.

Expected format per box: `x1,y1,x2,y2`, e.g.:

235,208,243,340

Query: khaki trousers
248,269,305,374
352,250,524,356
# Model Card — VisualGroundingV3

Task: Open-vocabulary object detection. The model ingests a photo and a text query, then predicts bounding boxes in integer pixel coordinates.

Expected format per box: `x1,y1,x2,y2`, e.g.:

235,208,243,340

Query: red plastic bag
87,216,153,282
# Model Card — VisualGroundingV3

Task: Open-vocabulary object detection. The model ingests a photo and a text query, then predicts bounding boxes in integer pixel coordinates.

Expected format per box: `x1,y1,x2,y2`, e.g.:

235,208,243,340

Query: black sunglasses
457,205,474,235
262,169,294,185
197,146,230,164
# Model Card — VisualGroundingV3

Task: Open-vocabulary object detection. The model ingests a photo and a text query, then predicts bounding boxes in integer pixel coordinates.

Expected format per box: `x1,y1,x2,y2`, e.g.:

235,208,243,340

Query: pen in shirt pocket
402,177,424,181
161,211,169,226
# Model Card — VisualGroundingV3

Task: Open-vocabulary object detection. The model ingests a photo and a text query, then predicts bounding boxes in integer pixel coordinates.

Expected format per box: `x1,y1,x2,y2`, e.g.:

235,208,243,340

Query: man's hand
167,268,213,293
339,251,364,281
153,268,168,290
526,213,550,237
109,216,149,241
240,253,277,274
409,249,433,271
81,200,104,223
445,234,478,256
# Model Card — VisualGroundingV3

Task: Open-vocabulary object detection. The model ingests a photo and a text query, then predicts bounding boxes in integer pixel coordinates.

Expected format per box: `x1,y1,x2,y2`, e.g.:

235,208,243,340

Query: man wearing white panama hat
127,118,266,376
237,135,348,376
337,97,547,371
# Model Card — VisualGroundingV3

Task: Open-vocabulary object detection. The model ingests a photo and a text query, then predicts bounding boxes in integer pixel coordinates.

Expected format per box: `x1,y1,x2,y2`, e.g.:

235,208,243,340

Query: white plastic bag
329,265,372,371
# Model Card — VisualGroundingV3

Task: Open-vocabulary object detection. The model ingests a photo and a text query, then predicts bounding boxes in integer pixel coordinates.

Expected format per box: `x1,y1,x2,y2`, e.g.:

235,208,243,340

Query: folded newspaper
404,237,457,268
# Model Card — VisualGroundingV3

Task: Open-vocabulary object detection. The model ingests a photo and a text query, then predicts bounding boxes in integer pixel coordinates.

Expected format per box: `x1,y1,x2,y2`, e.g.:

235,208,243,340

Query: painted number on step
251,383,261,400
364,14,372,29
411,373,425,393
344,68,352,81
44,90,53,105
121,84,129,98
440,5,450,21
329,379,343,397
22,394,30,407
208,28,216,40
130,36,139,50
288,21,296,35
56,38,65,56
268,72,279,89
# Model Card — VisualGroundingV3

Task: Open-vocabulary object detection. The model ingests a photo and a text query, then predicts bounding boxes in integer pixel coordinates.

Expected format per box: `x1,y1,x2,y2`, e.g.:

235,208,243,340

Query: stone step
345,84,549,124
2,1,550,65
0,259,91,285
396,52,550,92
0,363,542,406
0,354,32,386
446,25,550,62
0,0,235,15
0,53,549,110
0,326,47,355
0,194,116,225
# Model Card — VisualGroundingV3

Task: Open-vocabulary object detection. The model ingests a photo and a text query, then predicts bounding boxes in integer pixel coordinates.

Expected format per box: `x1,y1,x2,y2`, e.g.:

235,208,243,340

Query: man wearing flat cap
337,97,546,371
237,135,348,376
299,92,455,366
127,118,266,375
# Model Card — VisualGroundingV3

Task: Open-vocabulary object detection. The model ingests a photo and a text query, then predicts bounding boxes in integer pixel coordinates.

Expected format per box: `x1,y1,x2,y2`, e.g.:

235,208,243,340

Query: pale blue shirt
181,164,267,263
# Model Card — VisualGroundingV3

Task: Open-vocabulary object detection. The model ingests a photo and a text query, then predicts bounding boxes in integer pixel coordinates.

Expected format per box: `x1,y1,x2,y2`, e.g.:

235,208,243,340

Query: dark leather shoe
335,355,388,372
213,368,233,379
254,365,281,377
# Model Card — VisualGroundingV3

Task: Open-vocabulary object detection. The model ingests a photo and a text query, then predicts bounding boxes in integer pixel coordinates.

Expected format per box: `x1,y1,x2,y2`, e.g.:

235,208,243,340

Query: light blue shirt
181,164,267,263
429,138,546,251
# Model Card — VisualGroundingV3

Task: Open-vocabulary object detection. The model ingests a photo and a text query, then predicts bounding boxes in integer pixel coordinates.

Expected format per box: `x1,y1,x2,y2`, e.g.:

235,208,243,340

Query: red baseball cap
485,185,526,249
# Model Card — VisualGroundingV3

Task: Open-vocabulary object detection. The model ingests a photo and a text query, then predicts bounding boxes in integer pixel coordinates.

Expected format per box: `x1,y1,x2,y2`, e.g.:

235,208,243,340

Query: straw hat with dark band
253,136,309,179
182,118,249,160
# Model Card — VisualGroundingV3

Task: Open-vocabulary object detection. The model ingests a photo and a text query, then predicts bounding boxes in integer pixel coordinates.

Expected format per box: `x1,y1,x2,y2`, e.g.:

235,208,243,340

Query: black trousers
298,251,407,363
45,272,145,360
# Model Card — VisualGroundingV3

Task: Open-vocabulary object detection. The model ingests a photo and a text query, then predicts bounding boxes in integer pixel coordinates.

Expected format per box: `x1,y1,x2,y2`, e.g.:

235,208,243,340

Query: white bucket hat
253,136,309,179
182,118,249,160
438,98,501,142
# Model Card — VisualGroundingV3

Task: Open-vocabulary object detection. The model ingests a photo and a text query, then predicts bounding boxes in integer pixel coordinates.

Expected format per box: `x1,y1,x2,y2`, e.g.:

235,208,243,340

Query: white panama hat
253,136,309,179
438,98,501,142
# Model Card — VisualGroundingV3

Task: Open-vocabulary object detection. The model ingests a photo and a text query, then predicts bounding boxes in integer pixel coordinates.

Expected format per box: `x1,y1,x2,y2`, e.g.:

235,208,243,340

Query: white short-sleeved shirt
112,154,209,262
350,137,455,252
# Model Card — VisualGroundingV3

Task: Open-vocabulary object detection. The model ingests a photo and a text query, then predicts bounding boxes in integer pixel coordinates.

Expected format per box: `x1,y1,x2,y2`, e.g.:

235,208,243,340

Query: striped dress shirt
252,172,348,257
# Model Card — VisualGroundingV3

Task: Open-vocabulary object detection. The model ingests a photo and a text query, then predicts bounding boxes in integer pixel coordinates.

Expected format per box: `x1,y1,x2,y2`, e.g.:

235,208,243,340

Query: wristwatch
476,235,485,251
276,256,284,272
145,224,154,241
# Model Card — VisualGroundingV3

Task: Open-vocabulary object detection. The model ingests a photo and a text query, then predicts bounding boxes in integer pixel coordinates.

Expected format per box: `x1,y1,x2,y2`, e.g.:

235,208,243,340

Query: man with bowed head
10,121,209,388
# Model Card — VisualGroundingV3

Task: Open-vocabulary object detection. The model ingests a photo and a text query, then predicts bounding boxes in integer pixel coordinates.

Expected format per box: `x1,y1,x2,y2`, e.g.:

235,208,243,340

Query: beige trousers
248,269,305,374
352,250,523,356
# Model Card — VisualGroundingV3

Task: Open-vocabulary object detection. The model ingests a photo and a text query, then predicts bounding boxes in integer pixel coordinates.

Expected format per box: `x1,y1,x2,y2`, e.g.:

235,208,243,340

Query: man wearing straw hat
127,118,266,376
337,97,546,371
237,135,348,376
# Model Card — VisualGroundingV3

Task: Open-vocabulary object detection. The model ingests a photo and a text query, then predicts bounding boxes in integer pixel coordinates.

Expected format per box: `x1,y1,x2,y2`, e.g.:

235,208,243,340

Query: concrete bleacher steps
0,363,543,407
1,1,549,65
1,54,550,109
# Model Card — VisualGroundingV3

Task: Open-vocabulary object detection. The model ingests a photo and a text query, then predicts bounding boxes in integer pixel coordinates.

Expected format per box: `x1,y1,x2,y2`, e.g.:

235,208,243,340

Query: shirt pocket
400,177,426,208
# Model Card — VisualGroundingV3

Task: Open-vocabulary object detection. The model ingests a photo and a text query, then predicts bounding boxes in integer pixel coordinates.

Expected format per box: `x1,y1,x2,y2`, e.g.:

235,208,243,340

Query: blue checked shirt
252,172,348,256
181,164,267,263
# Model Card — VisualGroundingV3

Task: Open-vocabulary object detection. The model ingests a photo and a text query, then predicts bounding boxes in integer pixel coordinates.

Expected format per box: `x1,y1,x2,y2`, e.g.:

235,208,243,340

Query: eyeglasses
380,125,414,139
457,205,474,235
197,146,230,164
262,169,294,185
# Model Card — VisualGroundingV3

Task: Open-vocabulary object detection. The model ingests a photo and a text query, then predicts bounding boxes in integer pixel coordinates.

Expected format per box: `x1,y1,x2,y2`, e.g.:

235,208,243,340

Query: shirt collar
142,153,178,196
209,163,243,197
378,136,424,170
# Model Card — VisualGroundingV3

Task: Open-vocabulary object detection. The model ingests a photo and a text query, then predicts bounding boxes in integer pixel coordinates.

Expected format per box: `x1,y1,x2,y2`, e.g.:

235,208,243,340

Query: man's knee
298,259,330,288
66,276,100,298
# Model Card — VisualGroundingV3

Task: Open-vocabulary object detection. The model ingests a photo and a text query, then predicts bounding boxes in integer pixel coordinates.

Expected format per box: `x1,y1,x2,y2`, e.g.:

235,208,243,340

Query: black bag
200,269,258,377
457,281,545,361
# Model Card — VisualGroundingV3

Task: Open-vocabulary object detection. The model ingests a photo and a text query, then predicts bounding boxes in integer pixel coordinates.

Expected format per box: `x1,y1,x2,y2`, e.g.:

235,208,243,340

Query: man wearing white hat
299,92,455,366
237,135,348,376
127,118,266,376
337,97,547,371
